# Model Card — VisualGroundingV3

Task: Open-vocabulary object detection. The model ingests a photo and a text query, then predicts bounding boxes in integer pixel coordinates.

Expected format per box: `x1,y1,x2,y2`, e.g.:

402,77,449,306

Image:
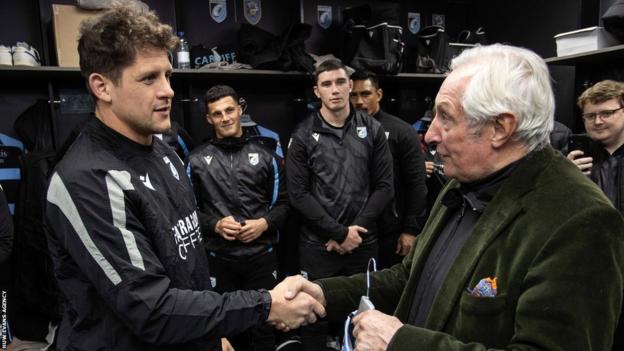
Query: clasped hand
215,216,268,243
325,225,367,254
268,276,326,331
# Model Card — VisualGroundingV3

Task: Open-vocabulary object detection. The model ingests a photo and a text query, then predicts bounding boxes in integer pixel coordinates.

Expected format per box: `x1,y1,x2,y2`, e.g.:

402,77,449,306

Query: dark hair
204,85,239,105
78,4,178,85
350,70,380,89
314,59,348,83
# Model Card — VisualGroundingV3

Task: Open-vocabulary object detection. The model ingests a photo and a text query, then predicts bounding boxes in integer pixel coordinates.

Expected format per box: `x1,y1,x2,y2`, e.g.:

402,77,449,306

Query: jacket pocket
459,291,507,315
453,292,512,346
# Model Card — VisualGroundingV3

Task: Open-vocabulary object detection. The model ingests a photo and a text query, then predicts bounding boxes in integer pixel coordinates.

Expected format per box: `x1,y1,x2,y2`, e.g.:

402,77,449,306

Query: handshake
266,275,326,331
266,275,405,350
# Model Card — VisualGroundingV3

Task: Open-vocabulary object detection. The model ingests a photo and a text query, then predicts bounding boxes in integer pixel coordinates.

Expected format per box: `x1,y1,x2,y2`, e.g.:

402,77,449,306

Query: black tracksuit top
374,110,428,236
286,108,394,246
186,135,288,257
45,118,271,351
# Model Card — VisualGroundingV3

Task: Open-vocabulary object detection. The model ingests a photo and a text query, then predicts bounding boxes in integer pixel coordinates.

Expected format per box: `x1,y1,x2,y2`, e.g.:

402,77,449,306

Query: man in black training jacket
44,5,323,351
350,70,428,268
286,59,394,350
187,85,289,351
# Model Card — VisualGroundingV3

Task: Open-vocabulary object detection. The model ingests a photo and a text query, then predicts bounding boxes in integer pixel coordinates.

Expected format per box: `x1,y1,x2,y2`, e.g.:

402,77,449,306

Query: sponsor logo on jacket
171,211,202,260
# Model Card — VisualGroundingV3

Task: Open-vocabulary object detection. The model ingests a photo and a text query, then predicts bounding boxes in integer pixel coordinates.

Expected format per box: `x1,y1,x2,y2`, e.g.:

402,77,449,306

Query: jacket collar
395,146,555,329
312,107,358,134
210,131,248,151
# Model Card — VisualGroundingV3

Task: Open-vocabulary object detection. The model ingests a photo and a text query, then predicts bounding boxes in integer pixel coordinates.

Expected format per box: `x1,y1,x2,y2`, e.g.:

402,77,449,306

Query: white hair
450,44,555,152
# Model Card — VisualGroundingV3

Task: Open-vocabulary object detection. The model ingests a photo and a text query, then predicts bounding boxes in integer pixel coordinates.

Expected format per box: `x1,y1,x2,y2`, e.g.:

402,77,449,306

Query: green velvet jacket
318,146,624,350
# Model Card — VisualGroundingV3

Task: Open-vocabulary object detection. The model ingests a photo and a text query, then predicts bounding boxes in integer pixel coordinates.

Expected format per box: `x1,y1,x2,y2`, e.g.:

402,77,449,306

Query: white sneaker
13,42,40,66
0,45,12,65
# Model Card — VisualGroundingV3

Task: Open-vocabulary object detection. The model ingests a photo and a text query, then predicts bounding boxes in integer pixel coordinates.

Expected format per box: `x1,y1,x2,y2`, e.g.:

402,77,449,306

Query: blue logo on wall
209,0,227,24
244,0,262,25
317,5,332,29
408,12,421,34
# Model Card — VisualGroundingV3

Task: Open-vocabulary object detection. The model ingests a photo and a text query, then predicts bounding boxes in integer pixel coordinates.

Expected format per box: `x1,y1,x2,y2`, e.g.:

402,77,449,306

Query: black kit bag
348,22,404,75
339,2,404,75
602,0,624,41
412,25,452,73
238,22,316,73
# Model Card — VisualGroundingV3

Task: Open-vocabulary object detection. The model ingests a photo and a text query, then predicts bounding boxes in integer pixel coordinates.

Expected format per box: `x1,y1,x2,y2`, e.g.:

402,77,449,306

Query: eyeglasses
581,106,624,122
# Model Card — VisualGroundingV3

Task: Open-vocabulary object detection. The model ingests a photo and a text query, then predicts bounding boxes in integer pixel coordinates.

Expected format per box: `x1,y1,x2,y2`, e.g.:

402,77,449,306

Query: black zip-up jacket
187,135,288,257
45,119,272,351
286,108,394,246
374,110,427,237
590,144,624,214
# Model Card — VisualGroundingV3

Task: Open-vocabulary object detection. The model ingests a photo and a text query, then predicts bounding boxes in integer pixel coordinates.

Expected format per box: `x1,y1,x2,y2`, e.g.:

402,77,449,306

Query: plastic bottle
176,32,191,69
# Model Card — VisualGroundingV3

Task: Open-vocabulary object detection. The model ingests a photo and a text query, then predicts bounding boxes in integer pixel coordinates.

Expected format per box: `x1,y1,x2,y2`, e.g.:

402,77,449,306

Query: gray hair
450,44,554,152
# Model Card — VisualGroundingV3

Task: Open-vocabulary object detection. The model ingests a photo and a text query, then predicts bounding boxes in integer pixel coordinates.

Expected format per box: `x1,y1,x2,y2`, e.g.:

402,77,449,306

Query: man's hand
214,216,242,240
268,276,326,331
221,338,235,351
340,225,366,252
395,233,416,256
238,218,268,243
325,239,346,254
425,161,435,178
567,150,593,176
352,310,403,351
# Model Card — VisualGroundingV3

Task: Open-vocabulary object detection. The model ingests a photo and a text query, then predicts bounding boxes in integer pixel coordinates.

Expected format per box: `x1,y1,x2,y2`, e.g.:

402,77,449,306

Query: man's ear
313,85,320,99
205,109,214,125
491,113,518,148
376,88,383,103
88,73,112,103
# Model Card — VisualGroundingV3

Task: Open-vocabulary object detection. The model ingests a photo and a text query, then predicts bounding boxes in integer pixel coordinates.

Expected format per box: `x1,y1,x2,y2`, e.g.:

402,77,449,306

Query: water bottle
176,32,191,69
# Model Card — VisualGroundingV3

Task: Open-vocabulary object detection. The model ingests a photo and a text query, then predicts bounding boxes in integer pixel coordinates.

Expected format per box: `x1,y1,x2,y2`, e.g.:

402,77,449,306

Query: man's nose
159,77,174,99
352,96,364,107
424,118,441,145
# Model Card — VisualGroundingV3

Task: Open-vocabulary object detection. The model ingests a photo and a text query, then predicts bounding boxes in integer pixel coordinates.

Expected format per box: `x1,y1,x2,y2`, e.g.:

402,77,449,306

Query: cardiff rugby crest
248,153,259,166
244,0,262,25
317,5,332,29
408,12,421,34
432,13,446,28
356,126,367,139
209,0,227,23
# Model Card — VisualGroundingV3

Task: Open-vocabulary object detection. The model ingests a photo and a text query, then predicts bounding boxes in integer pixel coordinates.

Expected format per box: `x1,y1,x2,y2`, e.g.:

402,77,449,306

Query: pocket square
467,277,497,297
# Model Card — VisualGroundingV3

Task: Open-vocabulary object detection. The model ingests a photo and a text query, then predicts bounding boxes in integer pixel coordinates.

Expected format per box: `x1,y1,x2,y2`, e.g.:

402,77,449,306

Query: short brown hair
78,4,178,85
577,80,624,110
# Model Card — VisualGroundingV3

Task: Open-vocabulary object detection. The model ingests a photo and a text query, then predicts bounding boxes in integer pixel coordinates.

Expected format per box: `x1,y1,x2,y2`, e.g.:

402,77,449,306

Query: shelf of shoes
544,43,624,65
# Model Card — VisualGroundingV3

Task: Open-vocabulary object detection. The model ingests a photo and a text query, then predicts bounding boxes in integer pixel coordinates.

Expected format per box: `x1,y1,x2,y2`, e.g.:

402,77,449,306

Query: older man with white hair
279,43,624,350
